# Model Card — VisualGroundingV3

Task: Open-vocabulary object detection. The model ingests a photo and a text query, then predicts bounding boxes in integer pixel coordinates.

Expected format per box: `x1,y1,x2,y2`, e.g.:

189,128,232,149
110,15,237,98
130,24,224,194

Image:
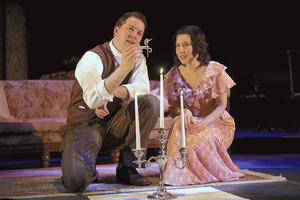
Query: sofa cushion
43,81,73,118
0,118,67,133
3,81,45,119
149,80,159,91
1,80,74,119
150,87,169,113
149,80,170,113
0,131,62,146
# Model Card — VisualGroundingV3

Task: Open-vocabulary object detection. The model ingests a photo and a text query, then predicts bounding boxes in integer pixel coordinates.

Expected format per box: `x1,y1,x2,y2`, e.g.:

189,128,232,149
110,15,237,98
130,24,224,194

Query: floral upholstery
2,80,73,119
0,80,172,149
0,80,74,147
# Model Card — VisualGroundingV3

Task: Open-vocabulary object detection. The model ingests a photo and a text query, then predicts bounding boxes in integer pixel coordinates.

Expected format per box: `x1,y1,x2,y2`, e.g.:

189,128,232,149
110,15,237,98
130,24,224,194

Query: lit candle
135,93,141,150
160,68,164,128
180,90,186,147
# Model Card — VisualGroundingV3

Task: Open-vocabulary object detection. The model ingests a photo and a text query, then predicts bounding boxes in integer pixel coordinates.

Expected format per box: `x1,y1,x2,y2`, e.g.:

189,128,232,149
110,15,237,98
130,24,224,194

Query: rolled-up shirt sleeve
122,55,150,102
75,51,113,109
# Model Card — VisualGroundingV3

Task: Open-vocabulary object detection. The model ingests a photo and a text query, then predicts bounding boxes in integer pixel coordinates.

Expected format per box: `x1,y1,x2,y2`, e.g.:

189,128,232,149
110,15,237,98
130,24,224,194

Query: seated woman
163,25,244,186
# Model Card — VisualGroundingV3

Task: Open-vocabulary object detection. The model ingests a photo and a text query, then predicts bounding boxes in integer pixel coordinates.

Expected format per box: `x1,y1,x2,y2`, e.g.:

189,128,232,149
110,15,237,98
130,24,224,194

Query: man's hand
95,102,109,119
120,45,143,71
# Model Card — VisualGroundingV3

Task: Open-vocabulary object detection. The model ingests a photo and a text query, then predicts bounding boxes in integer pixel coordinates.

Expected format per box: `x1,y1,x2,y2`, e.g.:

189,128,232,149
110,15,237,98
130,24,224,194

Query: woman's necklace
185,66,200,88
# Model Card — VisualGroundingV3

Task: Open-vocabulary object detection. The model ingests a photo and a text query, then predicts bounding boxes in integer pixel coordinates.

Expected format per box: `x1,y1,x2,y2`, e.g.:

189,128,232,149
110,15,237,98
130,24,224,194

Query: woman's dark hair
173,25,210,66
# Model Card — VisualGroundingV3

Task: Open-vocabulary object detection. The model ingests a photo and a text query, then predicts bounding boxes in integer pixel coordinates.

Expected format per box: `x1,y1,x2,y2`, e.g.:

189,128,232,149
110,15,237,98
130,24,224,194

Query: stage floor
0,129,300,199
235,128,300,138
1,154,298,200
231,128,300,154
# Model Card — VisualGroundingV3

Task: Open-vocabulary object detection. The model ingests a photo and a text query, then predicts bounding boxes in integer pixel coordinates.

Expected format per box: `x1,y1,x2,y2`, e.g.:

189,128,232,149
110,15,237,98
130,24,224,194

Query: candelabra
133,128,188,200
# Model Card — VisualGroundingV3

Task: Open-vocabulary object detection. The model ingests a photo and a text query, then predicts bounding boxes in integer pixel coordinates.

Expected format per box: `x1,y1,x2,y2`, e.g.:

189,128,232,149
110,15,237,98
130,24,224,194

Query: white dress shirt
75,41,150,109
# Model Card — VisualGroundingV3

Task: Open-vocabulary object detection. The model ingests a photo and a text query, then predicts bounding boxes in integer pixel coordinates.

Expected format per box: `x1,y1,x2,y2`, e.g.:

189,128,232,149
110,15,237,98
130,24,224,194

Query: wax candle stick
160,68,164,128
135,94,141,150
180,90,186,147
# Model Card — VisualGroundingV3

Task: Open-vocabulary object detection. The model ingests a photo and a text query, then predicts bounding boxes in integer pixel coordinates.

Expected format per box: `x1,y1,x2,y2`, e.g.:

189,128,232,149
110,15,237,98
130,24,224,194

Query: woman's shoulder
205,61,227,76
208,61,226,70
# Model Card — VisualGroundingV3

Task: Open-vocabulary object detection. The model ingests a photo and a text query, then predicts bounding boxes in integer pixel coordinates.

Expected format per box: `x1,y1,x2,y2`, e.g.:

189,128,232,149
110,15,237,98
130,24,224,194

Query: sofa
0,79,172,168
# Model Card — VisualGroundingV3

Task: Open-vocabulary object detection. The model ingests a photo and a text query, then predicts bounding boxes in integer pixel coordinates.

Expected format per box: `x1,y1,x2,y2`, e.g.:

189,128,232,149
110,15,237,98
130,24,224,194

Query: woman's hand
188,122,205,134
183,108,204,134
95,102,109,119
183,108,195,132
185,92,228,134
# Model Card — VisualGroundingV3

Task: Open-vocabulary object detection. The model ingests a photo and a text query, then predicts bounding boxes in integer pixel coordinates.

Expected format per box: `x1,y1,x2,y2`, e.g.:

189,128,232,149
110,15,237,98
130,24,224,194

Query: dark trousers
60,94,159,192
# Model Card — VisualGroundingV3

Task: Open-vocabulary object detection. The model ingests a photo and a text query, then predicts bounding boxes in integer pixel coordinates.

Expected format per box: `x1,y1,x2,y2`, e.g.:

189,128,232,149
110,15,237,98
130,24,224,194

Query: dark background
19,2,299,81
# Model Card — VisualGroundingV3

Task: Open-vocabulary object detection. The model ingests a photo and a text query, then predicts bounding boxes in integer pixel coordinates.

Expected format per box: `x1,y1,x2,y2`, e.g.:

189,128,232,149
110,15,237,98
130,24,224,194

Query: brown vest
66,41,132,126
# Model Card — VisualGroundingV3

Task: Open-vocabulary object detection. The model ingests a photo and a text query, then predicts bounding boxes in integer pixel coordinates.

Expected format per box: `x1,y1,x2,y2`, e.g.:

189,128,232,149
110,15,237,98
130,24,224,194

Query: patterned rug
0,163,286,199
88,187,250,200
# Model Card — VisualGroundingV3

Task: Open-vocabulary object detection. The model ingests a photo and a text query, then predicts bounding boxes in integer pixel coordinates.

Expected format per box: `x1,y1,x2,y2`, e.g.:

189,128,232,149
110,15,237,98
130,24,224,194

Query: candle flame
160,68,163,74
181,90,184,95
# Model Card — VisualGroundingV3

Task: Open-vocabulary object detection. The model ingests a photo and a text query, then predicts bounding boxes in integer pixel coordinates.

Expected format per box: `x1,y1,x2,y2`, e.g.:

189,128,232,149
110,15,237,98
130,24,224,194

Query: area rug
0,163,286,199
88,187,250,200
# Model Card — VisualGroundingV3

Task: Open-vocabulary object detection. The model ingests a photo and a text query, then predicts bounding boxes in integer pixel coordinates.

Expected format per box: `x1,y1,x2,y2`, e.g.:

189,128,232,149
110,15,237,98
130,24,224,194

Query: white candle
180,90,186,147
135,94,141,150
160,68,164,128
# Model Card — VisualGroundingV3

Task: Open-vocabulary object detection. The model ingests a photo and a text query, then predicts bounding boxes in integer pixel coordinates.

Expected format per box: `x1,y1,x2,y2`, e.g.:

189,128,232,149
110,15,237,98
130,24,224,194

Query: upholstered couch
0,80,172,167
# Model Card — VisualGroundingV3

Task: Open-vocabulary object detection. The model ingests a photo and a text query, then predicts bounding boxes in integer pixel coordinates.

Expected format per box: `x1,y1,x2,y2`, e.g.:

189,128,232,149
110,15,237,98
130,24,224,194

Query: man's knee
61,147,98,193
61,159,98,193
61,174,90,193
138,94,160,110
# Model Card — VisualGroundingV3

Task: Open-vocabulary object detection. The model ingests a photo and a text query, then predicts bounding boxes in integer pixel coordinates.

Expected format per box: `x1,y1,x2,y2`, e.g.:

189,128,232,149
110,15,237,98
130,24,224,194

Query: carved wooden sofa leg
41,151,50,168
110,149,120,164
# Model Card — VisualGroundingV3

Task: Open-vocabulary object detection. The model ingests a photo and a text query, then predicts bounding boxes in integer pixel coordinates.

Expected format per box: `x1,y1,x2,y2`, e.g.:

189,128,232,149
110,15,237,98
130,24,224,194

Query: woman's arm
169,101,180,118
169,100,196,132
188,92,227,134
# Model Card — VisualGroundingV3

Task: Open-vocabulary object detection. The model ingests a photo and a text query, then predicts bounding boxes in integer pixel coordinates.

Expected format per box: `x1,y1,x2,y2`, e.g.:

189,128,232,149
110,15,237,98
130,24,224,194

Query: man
59,12,160,193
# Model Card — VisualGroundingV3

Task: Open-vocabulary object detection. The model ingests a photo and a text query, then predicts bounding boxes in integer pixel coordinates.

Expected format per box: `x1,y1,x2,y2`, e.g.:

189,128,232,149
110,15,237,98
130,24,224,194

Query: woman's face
176,34,197,65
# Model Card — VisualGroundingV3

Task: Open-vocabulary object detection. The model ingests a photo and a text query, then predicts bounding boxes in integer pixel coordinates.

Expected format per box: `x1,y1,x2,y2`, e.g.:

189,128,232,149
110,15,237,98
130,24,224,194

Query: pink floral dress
163,61,244,186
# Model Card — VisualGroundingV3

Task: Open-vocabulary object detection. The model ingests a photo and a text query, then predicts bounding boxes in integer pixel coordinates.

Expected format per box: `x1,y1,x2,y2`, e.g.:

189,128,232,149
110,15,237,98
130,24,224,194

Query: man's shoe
116,165,151,186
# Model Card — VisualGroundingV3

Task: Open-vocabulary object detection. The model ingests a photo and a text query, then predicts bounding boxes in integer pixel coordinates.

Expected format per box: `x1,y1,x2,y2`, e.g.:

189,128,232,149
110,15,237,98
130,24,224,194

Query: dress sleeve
163,70,172,99
211,63,236,98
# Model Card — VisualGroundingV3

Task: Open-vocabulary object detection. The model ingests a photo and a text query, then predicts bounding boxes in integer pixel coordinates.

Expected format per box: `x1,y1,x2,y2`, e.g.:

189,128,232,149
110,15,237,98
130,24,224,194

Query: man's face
113,17,145,53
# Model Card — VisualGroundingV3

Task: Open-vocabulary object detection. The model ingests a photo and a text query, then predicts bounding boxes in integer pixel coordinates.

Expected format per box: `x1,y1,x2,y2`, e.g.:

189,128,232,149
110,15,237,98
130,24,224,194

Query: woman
163,25,244,186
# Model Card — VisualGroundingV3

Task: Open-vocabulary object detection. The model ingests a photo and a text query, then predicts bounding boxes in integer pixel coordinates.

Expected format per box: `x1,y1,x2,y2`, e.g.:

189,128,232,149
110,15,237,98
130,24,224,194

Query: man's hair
115,12,147,29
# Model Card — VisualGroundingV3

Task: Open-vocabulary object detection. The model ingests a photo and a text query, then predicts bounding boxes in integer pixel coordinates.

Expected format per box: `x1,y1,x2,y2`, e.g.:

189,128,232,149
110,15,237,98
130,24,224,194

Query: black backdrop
21,2,299,81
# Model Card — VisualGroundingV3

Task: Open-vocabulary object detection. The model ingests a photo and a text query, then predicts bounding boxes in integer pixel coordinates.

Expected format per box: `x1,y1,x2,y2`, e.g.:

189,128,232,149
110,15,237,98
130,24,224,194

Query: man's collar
109,40,122,58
